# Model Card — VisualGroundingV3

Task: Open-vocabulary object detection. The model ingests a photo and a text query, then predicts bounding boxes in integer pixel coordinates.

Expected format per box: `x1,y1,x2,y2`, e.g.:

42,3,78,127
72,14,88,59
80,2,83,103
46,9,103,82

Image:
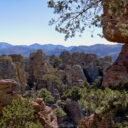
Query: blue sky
0,0,114,46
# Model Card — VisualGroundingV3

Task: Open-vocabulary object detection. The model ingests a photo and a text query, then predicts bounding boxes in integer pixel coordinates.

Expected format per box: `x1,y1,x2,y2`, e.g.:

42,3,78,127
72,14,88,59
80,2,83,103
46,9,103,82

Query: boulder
102,44,128,87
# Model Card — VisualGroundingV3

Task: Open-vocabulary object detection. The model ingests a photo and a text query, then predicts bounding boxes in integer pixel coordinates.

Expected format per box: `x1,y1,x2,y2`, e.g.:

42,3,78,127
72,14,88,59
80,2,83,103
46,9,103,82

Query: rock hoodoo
101,1,128,87
102,44,128,87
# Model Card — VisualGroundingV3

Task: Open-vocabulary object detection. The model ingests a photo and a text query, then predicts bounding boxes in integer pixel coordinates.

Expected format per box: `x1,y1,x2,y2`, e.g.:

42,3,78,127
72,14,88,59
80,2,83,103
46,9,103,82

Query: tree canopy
48,0,128,41
48,0,102,39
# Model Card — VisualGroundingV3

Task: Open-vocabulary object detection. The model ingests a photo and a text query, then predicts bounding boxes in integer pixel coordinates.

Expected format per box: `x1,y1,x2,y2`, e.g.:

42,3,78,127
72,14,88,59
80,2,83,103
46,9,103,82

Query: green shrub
51,56,62,68
61,86,81,101
43,74,61,89
91,76,102,87
38,88,54,104
53,107,66,117
0,92,13,106
79,87,128,115
79,85,128,127
0,97,44,128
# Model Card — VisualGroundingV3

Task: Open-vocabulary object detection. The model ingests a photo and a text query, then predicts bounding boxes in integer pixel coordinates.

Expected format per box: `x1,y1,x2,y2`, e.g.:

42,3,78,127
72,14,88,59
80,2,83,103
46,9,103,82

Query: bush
53,107,67,117
78,85,128,127
50,56,62,68
43,74,61,89
0,97,44,128
37,88,54,104
79,87,128,115
61,86,81,101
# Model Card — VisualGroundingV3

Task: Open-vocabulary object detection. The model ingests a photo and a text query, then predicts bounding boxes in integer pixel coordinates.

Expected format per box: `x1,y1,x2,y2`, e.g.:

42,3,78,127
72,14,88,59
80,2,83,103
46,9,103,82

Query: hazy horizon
0,0,116,46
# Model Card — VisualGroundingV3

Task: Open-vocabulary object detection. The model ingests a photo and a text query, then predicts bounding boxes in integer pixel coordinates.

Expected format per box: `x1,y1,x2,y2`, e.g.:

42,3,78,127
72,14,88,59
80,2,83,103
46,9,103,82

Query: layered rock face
103,44,128,87
102,0,128,43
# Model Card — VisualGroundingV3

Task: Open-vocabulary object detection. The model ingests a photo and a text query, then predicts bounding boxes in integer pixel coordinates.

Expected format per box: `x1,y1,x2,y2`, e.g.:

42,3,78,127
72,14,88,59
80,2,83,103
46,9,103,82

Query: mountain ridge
0,42,122,61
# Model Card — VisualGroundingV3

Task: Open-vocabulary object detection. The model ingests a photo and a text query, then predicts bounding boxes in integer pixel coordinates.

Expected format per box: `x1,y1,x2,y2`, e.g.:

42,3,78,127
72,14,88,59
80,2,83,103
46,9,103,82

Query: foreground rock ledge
0,79,58,128
78,113,115,128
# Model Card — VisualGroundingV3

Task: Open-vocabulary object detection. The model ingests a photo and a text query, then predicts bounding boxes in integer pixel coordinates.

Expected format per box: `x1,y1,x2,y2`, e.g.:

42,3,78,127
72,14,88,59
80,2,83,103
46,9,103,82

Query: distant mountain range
0,42,122,61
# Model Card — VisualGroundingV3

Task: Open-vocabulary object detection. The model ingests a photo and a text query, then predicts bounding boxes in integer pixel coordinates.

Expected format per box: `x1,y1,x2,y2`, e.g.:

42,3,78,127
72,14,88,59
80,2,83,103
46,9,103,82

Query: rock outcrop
0,55,27,89
65,101,84,126
60,51,112,84
102,0,128,43
32,98,58,128
0,79,18,115
9,54,27,87
0,79,17,94
0,55,17,81
26,50,53,89
60,50,71,66
101,1,128,87
0,79,58,128
84,62,100,83
78,114,115,128
65,65,88,87
102,44,128,87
